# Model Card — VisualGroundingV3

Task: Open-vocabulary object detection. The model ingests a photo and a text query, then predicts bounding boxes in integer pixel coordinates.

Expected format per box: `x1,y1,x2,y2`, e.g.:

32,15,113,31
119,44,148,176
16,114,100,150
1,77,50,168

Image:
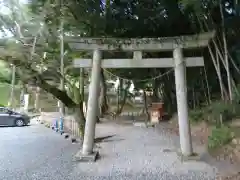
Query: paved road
0,122,79,180
0,121,218,180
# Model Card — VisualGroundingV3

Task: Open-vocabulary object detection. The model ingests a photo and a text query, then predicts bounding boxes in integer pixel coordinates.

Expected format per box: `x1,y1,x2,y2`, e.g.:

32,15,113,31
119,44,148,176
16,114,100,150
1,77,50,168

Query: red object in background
150,102,164,122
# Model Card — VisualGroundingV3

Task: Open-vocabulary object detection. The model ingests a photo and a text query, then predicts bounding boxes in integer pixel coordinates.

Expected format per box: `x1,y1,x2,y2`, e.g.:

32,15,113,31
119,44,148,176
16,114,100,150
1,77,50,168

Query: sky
0,0,27,14
0,0,27,37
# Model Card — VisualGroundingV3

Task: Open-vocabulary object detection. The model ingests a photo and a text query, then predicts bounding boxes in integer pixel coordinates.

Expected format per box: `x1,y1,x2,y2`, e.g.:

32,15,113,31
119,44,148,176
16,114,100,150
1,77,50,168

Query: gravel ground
0,120,218,180
70,122,218,180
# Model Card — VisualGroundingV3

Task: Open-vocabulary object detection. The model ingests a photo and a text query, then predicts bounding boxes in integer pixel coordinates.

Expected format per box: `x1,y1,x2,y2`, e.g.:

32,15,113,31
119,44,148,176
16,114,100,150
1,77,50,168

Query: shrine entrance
68,31,215,161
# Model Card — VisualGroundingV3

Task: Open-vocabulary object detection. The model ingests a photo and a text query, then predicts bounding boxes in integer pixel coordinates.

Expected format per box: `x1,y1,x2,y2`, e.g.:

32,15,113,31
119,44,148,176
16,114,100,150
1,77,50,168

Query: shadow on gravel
94,135,124,143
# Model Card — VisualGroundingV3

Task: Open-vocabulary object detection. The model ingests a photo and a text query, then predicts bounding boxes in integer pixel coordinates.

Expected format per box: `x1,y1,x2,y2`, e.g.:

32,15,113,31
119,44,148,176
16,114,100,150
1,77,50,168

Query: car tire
15,119,24,127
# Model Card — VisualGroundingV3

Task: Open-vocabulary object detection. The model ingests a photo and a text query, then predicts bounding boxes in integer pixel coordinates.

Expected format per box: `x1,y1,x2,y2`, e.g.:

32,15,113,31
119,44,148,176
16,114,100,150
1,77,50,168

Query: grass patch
208,126,235,149
0,83,21,107
188,101,240,150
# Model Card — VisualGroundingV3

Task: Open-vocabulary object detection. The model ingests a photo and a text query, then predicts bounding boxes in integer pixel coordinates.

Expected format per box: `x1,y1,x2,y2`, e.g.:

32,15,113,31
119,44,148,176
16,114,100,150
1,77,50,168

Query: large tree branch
35,75,77,107
20,74,77,107
13,60,77,107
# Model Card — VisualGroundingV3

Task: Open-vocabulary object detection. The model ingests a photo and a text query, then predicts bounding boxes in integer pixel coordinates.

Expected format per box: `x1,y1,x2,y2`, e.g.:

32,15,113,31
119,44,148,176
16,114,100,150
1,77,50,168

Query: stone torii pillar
78,49,102,159
173,48,193,156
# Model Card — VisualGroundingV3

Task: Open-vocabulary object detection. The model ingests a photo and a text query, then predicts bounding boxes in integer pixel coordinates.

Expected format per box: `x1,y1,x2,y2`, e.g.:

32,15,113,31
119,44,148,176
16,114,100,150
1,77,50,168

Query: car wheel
15,119,24,127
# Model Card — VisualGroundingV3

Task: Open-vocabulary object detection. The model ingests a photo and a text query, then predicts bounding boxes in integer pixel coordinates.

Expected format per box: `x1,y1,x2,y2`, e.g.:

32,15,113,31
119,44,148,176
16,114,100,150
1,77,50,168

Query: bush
189,109,204,123
232,84,240,104
188,100,240,126
208,126,234,149
206,101,237,125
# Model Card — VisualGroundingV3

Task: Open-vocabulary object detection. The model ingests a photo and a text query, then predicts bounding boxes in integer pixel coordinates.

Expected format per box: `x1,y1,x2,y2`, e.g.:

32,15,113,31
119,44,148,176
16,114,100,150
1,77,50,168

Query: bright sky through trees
0,0,27,37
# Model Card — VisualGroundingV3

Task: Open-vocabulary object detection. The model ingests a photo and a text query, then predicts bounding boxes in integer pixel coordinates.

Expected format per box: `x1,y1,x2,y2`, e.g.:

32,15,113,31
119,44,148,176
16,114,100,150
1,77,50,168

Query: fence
63,115,81,137
40,112,81,138
40,108,146,138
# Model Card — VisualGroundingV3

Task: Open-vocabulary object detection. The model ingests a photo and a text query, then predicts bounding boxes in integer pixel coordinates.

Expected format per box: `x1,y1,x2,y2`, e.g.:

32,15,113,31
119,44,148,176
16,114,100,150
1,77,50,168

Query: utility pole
35,63,43,112
58,19,65,115
8,64,16,108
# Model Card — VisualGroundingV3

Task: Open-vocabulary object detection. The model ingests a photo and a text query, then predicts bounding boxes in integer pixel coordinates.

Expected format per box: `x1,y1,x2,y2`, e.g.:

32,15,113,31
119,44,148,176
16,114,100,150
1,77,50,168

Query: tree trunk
34,75,76,107
162,73,176,114
152,79,160,102
219,0,233,101
72,105,85,140
34,87,40,111
99,69,108,117
79,68,84,101
203,67,211,104
19,83,27,111
208,44,228,100
202,16,235,100
213,40,237,99
192,88,196,109
215,48,225,100
116,81,131,115
197,15,227,101
78,68,87,127
143,90,150,124
116,79,123,112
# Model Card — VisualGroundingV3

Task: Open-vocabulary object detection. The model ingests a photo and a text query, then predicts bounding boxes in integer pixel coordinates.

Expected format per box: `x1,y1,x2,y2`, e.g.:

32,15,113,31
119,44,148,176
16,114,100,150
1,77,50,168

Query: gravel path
0,121,218,180
71,122,218,179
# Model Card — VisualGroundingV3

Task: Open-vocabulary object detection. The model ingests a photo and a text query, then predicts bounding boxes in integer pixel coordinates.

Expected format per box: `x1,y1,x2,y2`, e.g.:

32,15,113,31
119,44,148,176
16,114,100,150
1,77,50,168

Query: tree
0,0,88,135
1,0,240,139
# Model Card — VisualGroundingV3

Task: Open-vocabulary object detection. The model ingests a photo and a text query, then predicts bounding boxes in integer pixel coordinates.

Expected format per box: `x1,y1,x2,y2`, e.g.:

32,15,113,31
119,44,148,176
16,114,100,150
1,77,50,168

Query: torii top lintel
67,31,215,52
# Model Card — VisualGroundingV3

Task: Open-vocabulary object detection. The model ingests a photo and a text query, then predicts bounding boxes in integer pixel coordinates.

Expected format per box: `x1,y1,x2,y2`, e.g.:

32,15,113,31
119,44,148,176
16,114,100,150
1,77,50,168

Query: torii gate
68,31,215,161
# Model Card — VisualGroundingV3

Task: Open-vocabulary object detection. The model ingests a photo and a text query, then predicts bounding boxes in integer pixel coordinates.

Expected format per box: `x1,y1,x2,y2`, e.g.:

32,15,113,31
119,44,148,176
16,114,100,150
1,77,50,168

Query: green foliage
1,0,240,112
189,109,204,123
0,83,29,107
0,83,14,106
189,100,240,126
232,84,240,104
0,61,11,84
208,126,234,149
206,101,240,125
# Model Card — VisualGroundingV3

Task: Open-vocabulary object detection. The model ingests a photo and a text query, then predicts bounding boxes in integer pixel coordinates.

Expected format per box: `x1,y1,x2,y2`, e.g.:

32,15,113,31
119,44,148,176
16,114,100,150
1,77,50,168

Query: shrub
189,109,204,123
206,101,237,125
188,100,240,126
232,84,240,104
208,126,234,149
